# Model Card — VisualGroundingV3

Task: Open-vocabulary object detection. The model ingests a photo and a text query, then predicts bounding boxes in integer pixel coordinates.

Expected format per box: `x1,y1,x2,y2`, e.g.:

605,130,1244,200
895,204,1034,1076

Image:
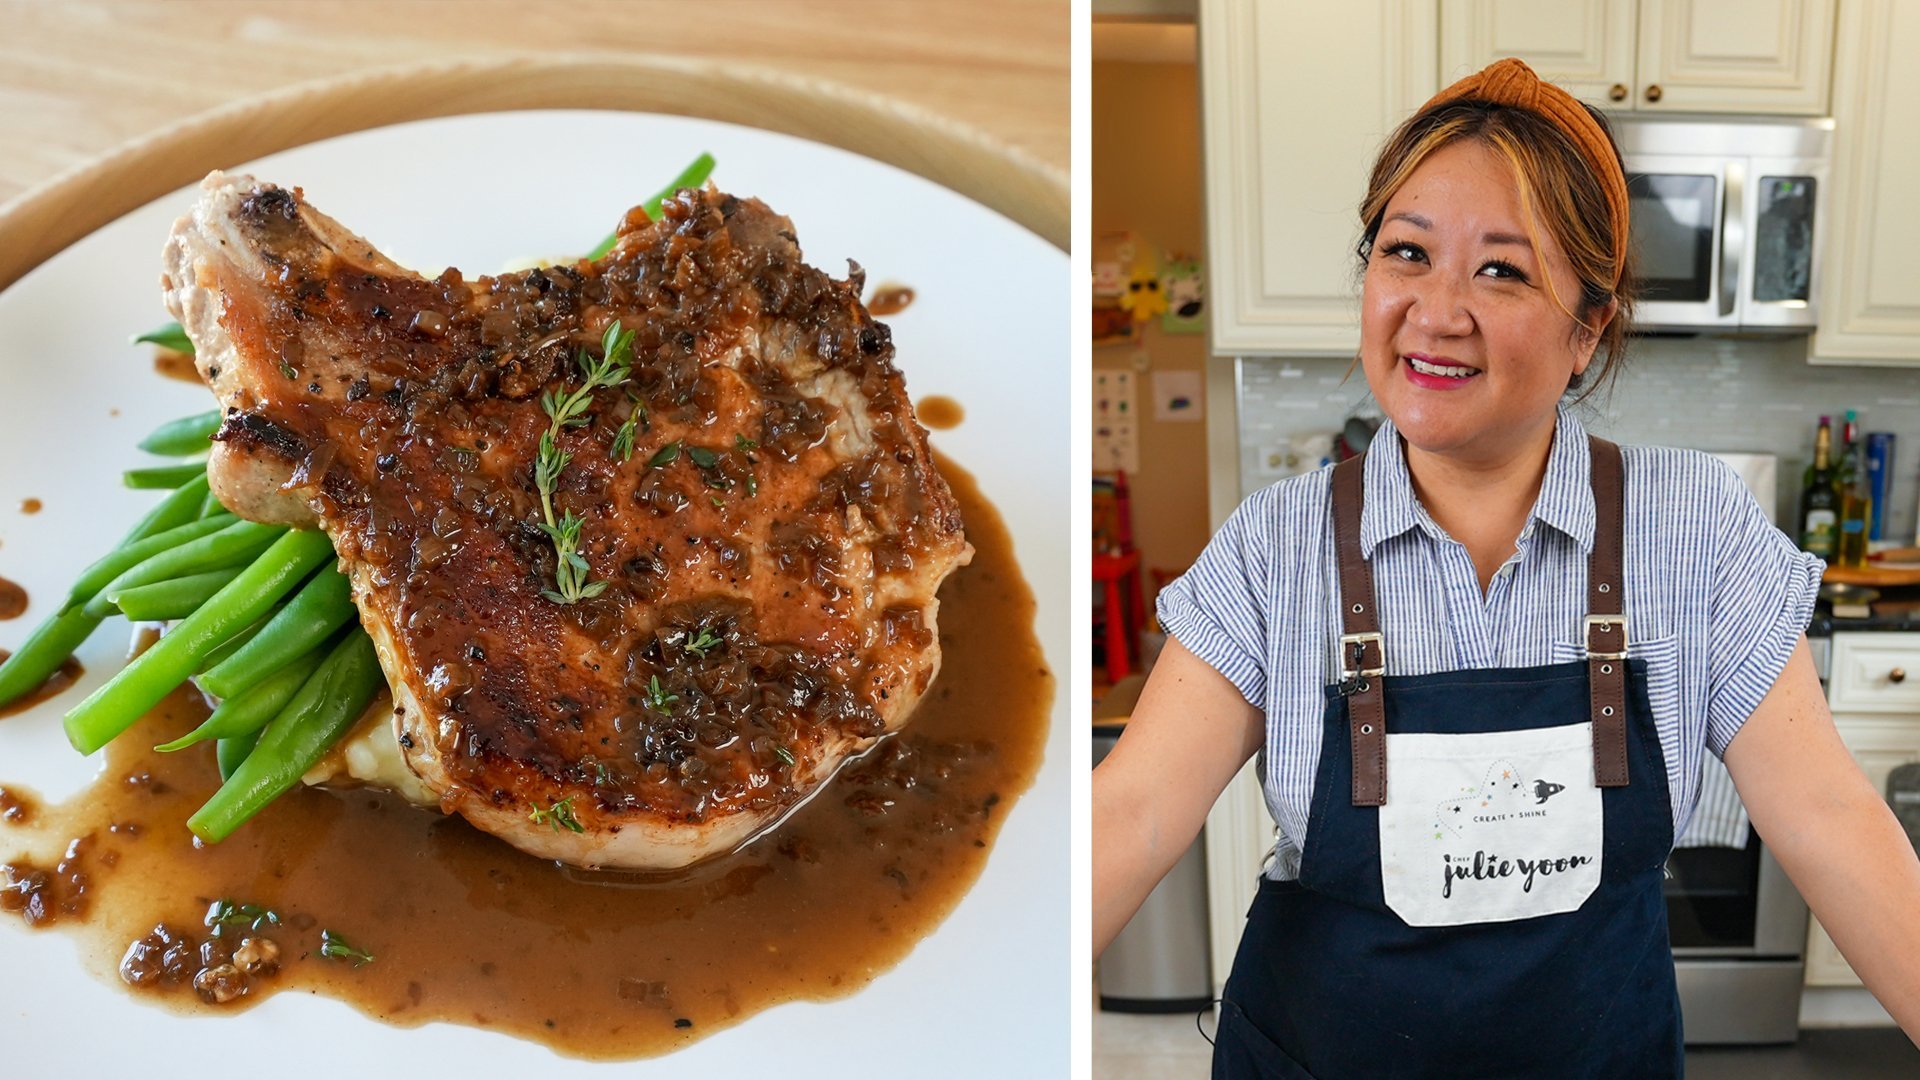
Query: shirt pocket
1550,634,1681,738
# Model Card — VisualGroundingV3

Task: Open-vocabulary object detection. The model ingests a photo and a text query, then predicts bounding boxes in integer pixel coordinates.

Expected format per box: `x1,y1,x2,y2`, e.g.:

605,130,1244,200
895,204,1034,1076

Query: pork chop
159,171,971,869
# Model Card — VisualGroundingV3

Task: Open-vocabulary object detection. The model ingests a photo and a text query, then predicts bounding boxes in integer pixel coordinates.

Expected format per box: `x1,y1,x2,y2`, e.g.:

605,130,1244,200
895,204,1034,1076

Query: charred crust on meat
215,410,308,462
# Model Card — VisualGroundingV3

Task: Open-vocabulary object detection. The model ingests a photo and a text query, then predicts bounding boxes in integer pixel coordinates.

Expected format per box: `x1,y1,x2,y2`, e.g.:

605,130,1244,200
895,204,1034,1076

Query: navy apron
1213,437,1682,1079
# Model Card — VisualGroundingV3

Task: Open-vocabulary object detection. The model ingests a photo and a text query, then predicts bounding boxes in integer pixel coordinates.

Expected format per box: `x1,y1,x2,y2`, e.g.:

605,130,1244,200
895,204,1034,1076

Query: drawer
1802,718,1920,986
1827,633,1920,714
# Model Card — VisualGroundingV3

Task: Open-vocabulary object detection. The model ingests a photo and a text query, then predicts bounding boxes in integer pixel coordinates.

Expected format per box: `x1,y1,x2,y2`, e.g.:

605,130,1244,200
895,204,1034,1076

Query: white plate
0,110,1068,1074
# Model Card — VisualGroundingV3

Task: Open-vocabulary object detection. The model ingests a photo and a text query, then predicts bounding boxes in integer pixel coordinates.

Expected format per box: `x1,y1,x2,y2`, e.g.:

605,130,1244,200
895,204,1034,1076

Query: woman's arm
1093,636,1265,958
1723,634,1920,1040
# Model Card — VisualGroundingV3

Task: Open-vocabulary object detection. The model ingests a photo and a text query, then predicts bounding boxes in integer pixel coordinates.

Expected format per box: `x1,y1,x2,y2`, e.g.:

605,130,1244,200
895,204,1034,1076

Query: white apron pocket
1378,722,1603,927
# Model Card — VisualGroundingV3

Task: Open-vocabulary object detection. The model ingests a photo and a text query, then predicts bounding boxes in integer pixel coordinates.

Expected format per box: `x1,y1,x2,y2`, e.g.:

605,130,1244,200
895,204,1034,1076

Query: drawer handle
1892,668,1907,684
1645,84,1663,103
1609,83,1628,102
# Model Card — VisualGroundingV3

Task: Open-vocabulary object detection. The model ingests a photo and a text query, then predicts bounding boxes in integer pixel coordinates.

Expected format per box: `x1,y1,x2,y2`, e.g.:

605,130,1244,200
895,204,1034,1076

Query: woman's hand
1093,636,1265,958
1725,635,1920,1043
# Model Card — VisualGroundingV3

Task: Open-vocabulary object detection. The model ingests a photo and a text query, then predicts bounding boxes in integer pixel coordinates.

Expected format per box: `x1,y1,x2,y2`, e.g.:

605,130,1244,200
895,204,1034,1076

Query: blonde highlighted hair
1356,99,1637,402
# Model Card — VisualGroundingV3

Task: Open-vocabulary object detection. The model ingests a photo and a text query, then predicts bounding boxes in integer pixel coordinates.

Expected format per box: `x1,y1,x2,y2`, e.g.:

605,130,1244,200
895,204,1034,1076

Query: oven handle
1719,160,1746,319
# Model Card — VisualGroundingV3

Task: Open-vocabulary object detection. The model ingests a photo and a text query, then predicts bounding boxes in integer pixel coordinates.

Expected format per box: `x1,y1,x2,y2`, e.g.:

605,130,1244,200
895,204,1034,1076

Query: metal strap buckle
1339,631,1386,679
1585,614,1629,660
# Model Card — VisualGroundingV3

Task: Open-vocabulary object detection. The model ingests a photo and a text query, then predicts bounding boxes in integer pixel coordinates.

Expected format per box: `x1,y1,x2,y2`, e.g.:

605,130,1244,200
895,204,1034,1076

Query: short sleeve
1705,470,1823,757
1155,489,1275,709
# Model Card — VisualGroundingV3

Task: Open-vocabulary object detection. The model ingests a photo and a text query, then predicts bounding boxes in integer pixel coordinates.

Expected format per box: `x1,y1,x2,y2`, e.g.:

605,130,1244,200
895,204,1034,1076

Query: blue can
1868,432,1895,541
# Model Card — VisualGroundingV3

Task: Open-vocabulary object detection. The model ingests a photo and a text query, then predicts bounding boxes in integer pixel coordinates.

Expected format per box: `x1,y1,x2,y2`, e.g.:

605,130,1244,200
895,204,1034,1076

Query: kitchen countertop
0,0,1065,208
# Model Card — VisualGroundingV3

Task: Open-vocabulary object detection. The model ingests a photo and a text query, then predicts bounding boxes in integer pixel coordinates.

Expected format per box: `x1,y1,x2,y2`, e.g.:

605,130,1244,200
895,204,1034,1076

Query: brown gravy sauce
0,455,1049,1059
918,395,965,430
868,283,915,316
151,350,199,384
18,498,41,515
0,576,25,620
0,650,84,720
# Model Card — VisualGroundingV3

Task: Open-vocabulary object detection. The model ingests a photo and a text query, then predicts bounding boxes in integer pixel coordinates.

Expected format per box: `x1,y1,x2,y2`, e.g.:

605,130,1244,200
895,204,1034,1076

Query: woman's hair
1354,99,1637,403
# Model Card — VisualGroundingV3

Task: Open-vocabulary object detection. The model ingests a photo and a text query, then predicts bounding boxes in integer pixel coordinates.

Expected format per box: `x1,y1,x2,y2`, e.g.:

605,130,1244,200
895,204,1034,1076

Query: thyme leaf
532,322,633,604
528,795,586,834
684,628,723,659
318,929,375,966
644,675,679,714
205,899,279,936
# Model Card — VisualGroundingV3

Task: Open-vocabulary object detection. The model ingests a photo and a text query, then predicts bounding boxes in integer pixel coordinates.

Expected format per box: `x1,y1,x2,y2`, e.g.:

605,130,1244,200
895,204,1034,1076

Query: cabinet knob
1609,83,1628,102
1644,84,1663,103
1892,667,1907,684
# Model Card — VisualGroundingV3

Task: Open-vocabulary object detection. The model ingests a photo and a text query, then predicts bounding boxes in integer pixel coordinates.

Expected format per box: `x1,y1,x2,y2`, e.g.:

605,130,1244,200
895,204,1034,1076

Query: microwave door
1627,157,1737,331
1739,157,1825,331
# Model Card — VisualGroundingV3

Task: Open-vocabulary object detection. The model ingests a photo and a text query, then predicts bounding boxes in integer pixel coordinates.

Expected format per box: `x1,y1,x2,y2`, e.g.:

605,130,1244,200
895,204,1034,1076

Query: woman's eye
1481,259,1528,282
1381,241,1423,263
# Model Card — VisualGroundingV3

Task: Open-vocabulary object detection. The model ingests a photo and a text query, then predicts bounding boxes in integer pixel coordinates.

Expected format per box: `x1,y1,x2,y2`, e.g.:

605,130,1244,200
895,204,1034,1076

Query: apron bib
1214,437,1683,1079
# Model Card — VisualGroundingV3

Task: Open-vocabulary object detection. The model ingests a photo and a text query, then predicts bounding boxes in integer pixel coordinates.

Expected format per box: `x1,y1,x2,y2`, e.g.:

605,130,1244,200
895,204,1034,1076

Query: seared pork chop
160,171,970,869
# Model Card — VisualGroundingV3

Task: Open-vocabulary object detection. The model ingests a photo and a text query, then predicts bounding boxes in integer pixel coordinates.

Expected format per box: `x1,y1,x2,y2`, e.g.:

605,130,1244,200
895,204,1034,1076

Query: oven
1667,828,1809,1044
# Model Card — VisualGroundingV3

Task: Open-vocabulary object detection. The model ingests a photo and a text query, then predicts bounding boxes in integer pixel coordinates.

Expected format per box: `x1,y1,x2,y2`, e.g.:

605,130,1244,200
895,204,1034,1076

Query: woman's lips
1402,352,1481,391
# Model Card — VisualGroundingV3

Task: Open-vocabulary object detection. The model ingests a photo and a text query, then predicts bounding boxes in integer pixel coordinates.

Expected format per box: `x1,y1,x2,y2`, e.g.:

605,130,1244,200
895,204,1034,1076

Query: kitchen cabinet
1806,632,1920,987
1808,0,1920,367
1440,0,1833,115
1198,0,1438,357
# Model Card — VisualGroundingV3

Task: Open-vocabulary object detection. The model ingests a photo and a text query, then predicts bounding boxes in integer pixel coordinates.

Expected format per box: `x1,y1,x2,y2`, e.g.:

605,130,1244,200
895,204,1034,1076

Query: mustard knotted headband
1420,57,1630,289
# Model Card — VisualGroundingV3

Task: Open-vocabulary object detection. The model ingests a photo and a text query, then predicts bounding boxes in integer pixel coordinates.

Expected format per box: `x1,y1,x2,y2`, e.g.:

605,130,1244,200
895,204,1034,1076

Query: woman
1092,58,1920,1077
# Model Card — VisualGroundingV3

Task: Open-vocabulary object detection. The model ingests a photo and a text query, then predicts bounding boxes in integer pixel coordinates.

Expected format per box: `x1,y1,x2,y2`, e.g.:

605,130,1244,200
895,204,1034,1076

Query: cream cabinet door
1440,0,1637,108
1810,0,1920,367
1804,717,1920,986
1635,0,1833,114
1199,0,1438,357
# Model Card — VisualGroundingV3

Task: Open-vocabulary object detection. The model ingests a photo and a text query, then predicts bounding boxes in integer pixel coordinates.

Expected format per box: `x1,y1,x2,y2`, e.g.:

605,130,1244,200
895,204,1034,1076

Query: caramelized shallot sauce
868,284,915,316
17,498,41,515
151,350,199,384
917,395,965,430
0,458,1049,1058
0,650,84,720
0,576,25,619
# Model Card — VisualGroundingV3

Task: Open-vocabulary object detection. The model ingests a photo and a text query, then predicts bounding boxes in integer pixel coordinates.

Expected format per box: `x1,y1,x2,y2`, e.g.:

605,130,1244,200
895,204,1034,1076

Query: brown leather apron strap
1331,455,1387,806
1586,436,1630,787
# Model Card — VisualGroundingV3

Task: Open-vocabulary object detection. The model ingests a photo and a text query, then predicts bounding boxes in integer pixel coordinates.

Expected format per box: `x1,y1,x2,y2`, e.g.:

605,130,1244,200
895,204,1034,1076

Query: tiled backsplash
1236,336,1920,544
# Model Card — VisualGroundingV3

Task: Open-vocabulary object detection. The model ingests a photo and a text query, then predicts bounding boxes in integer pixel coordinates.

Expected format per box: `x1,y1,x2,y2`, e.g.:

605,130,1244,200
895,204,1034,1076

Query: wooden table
0,0,1065,208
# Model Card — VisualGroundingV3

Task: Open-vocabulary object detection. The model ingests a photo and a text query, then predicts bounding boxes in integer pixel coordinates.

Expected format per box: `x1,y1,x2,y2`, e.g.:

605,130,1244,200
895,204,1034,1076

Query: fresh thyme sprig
533,322,634,604
684,628,722,659
644,675,679,714
529,795,585,833
205,899,280,936
318,929,375,966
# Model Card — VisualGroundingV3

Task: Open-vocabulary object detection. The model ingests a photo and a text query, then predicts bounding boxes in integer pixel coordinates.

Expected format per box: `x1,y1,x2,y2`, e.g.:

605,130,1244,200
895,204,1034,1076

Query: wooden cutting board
0,54,1067,295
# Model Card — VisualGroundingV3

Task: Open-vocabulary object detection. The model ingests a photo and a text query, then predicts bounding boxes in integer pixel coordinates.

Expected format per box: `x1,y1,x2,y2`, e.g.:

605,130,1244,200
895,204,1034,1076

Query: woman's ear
1572,297,1620,375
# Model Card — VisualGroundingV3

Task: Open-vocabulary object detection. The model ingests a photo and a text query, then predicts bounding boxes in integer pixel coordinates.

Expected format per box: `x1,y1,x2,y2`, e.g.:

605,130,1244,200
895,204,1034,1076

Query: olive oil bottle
1838,410,1874,567
1800,416,1839,560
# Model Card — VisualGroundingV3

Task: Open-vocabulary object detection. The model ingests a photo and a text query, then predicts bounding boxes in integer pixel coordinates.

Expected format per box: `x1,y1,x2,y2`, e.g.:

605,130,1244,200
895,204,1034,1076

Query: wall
1234,336,1920,545
1093,55,1213,589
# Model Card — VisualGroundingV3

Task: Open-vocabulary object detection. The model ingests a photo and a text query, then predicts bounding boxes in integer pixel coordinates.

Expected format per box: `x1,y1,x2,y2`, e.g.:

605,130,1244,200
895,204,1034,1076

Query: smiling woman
1092,56,1920,1079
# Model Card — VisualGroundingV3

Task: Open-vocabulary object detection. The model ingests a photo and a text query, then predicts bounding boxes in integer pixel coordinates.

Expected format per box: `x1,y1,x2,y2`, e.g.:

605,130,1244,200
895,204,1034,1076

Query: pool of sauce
917,396,965,430
0,576,25,619
0,456,1049,1058
867,283,915,316
18,498,41,515
151,350,199,384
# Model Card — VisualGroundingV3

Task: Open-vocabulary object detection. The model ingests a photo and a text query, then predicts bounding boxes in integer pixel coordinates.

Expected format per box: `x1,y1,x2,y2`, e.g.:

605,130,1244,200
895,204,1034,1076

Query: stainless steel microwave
1614,115,1832,334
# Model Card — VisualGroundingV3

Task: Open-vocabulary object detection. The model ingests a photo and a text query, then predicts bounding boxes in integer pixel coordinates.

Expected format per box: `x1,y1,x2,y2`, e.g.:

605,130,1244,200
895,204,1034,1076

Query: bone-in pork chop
160,171,971,869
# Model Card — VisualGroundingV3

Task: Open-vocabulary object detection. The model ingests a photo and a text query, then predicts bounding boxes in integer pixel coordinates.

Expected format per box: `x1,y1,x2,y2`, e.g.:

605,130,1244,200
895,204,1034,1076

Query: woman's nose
1407,277,1475,336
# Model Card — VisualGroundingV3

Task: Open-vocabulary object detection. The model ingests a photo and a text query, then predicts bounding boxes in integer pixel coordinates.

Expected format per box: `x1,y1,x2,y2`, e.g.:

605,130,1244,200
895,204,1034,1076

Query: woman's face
1360,138,1611,463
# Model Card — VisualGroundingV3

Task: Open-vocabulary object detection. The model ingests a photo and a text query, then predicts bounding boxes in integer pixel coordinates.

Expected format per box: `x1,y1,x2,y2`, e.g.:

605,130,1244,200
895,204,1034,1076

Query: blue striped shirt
1158,407,1823,880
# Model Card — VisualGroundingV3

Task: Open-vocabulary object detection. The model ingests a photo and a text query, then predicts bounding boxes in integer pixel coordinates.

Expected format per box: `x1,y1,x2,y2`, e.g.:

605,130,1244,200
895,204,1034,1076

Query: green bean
0,608,100,708
124,462,208,490
197,609,278,674
188,630,380,842
133,322,192,353
199,487,226,519
84,519,281,618
197,563,354,700
587,152,717,259
112,568,245,622
159,646,327,754
0,481,225,707
122,473,213,546
217,729,263,782
61,513,237,614
64,528,334,755
139,410,222,456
